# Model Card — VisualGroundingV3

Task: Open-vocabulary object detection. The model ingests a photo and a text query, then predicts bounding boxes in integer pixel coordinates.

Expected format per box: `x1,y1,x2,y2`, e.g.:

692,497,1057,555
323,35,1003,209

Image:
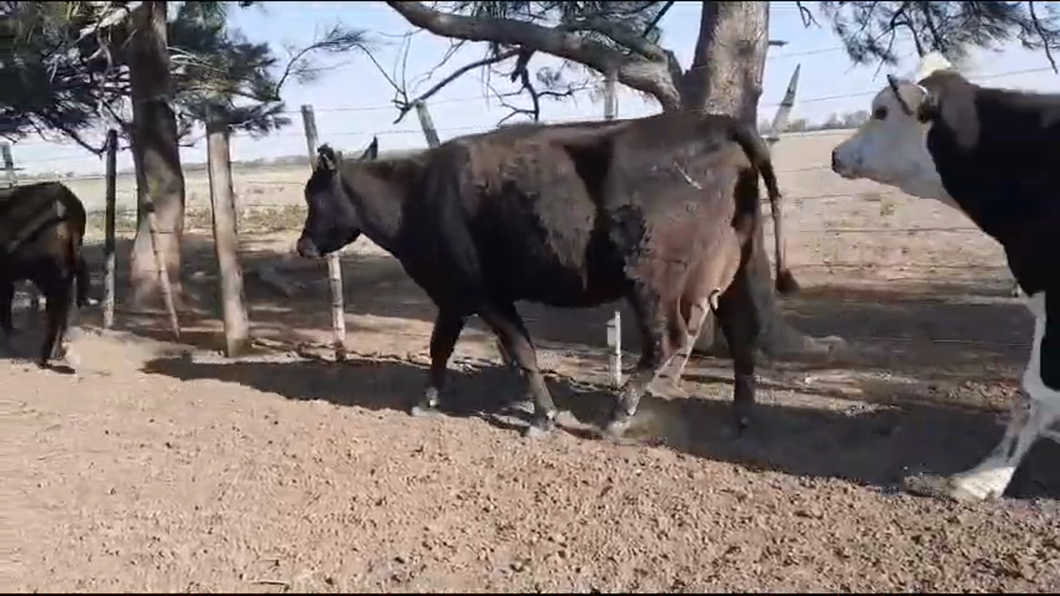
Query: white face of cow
830,53,958,209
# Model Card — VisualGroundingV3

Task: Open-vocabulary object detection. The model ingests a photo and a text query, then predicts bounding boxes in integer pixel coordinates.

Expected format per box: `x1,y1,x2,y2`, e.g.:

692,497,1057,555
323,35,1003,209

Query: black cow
831,52,1060,502
0,181,90,370
296,111,796,439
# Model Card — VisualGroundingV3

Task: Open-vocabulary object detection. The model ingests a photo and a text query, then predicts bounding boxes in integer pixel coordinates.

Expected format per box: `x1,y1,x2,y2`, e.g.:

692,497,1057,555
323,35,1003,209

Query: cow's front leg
904,390,1056,502
904,291,1059,501
478,301,559,439
411,309,467,417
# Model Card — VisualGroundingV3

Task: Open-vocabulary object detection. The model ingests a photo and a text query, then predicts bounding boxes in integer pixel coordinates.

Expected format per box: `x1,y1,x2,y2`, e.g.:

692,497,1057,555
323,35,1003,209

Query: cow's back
398,126,627,307
598,113,757,254
0,182,87,255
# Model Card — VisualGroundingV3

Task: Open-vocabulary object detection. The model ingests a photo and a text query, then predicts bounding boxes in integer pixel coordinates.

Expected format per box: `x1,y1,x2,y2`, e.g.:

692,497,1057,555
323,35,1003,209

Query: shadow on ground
141,348,1060,502
78,234,1033,375
78,233,1057,501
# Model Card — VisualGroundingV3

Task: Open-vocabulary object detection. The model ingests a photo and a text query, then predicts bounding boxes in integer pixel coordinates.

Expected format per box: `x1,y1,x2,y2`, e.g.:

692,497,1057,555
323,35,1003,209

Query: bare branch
1029,1,1059,73
385,0,681,110
407,38,468,93
487,81,536,125
399,33,414,88
392,48,521,124
274,24,372,99
487,60,593,127
364,48,404,94
795,1,819,27
643,0,675,37
558,16,667,61
31,114,106,156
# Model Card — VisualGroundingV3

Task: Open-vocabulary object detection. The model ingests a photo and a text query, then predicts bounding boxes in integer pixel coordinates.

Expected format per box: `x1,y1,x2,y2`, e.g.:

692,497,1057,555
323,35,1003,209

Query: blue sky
14,1,1060,176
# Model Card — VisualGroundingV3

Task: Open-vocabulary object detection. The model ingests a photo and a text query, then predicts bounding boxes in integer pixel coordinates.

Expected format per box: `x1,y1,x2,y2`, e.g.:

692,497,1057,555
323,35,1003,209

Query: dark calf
0,182,89,370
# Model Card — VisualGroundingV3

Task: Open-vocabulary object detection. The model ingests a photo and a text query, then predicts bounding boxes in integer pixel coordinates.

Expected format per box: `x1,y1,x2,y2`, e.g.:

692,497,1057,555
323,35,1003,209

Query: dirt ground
6,130,1059,592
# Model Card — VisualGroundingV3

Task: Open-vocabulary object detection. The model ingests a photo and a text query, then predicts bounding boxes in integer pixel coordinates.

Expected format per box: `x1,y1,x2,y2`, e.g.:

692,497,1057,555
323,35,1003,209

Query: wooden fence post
414,101,441,149
206,107,251,357
300,104,347,362
603,68,623,390
1,142,17,188
147,204,181,339
103,129,118,329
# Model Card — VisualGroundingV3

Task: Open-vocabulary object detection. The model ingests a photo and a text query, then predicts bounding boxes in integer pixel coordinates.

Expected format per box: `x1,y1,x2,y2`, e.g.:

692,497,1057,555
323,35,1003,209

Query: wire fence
5,54,1032,349
47,123,1005,280
11,59,1056,171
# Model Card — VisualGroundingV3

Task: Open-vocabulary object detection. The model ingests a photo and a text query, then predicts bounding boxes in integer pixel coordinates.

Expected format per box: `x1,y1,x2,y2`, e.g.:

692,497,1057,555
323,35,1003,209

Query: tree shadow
141,347,1059,503
77,234,1033,376
80,232,1057,501
0,296,78,374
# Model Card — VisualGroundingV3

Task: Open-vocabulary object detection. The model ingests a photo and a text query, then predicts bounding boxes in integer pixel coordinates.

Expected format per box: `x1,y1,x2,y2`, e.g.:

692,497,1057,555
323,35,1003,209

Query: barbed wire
271,44,853,116
82,197,992,240
13,60,1057,168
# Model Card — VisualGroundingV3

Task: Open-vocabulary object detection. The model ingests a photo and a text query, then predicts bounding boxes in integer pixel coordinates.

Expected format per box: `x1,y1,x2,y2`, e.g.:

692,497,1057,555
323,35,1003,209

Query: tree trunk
679,1,832,359
127,0,185,309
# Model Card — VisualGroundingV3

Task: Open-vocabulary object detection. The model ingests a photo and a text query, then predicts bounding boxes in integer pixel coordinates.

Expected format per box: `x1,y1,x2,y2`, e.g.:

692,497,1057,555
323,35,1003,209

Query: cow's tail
66,203,90,309
74,254,90,308
727,122,799,295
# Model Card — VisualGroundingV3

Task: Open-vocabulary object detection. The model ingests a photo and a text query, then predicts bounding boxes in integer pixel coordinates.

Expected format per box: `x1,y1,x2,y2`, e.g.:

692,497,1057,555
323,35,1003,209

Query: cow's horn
886,74,916,117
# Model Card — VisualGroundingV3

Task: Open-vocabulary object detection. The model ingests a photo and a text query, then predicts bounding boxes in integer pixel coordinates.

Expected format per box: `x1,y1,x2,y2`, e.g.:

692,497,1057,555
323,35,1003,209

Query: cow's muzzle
830,149,842,173
830,148,856,179
296,234,321,259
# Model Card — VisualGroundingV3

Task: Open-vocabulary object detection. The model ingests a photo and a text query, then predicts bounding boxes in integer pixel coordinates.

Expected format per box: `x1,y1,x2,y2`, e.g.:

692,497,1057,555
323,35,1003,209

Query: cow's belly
485,255,627,308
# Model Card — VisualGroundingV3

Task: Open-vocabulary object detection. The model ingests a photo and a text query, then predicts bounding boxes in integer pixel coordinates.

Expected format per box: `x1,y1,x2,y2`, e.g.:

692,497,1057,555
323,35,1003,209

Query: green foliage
813,1,1060,67
446,1,672,102
0,1,371,151
425,0,1060,110
0,2,123,150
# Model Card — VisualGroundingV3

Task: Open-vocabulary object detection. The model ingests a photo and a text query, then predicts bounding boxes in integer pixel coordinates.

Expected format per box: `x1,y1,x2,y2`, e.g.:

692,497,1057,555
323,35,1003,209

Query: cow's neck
922,81,1043,243
345,166,406,255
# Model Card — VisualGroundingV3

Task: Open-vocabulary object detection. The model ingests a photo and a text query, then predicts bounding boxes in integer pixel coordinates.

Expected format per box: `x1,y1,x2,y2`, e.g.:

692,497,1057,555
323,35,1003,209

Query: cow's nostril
830,149,841,170
296,235,320,259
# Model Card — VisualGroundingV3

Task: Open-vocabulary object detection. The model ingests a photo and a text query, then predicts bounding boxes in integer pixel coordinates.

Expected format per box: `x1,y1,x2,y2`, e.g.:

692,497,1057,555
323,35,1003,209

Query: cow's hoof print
522,415,556,440
901,472,996,503
409,404,441,418
601,416,632,441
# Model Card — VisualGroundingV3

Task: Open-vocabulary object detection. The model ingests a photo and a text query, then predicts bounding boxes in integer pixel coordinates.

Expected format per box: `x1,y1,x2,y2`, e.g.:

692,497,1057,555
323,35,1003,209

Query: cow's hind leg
0,280,14,355
38,276,73,372
0,280,14,334
715,268,760,434
603,284,680,439
903,291,1059,501
658,291,717,391
477,301,558,439
411,309,468,417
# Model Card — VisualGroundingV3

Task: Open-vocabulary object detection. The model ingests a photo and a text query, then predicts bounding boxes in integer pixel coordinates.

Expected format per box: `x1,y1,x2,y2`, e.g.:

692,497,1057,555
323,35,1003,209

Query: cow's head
830,52,957,207
296,137,379,259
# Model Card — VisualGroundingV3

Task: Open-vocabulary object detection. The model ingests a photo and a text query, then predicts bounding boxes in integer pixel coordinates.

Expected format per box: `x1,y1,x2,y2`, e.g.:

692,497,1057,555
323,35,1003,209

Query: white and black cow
831,52,1060,502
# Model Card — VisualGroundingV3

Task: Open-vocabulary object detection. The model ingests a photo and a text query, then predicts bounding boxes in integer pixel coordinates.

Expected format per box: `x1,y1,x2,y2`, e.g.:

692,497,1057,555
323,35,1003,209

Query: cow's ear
359,136,379,161
917,92,939,123
316,144,338,172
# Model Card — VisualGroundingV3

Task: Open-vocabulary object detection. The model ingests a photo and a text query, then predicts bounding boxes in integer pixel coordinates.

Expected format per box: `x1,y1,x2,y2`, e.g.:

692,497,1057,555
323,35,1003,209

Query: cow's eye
872,106,888,120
